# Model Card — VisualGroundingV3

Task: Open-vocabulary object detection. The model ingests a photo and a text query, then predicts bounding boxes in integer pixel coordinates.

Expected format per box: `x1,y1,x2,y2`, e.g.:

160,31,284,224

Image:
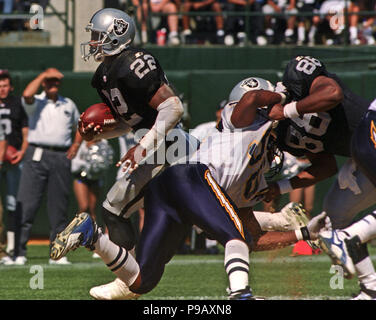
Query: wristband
283,101,300,119
276,179,293,194
295,227,311,241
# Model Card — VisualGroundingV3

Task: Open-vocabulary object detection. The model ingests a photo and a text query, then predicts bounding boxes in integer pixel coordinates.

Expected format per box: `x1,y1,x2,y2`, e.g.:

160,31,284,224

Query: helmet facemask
264,132,284,182
81,25,111,62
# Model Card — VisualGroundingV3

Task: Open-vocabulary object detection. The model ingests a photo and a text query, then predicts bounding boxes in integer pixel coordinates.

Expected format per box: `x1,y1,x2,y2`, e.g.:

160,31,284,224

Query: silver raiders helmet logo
240,78,259,91
113,18,129,36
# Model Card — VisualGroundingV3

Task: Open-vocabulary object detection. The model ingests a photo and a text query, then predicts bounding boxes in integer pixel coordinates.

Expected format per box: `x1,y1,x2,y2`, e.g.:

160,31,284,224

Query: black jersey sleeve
282,56,328,100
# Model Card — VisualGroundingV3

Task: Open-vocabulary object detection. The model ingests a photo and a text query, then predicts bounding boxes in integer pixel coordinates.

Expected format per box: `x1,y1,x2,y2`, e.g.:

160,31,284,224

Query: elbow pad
140,96,184,151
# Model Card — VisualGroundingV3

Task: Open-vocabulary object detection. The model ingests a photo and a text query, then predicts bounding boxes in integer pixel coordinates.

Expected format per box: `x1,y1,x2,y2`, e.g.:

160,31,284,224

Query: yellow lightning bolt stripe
371,120,376,149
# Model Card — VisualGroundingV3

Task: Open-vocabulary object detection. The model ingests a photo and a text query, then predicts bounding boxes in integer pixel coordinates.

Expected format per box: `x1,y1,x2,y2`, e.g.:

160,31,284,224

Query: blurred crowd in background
0,0,375,46
107,0,376,46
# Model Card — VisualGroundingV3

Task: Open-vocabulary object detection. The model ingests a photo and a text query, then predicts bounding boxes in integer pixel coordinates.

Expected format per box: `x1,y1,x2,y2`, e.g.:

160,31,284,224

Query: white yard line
1,254,375,269
141,295,350,300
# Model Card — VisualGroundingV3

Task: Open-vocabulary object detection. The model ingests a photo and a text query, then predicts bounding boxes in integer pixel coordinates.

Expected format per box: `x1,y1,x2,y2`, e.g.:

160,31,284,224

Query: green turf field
0,244,373,300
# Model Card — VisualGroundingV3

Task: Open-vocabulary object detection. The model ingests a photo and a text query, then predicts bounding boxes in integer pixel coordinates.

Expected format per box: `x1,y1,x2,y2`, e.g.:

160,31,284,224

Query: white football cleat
89,278,140,300
0,256,14,265
49,257,72,265
14,256,27,265
319,230,356,279
351,284,376,300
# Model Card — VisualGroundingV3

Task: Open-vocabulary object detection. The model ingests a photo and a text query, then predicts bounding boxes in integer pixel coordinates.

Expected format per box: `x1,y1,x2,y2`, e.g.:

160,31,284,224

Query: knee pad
345,235,369,265
102,208,138,250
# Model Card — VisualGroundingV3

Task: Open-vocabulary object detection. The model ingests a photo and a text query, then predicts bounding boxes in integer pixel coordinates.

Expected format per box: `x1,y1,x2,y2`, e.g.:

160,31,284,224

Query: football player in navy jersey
319,98,376,300
0,70,28,264
71,8,198,295
265,55,376,299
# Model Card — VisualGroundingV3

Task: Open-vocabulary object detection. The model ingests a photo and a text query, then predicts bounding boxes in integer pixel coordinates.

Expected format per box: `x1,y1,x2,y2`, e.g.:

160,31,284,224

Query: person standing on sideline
11,68,82,265
0,70,28,265
0,125,8,264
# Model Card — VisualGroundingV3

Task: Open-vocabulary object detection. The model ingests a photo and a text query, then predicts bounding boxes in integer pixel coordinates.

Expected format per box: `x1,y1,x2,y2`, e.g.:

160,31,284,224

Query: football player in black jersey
0,70,28,264
264,55,376,299
56,8,197,299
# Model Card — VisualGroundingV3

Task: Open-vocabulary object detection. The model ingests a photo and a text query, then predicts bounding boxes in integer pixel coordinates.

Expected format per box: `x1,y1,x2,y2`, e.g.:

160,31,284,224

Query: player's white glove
274,81,287,93
295,211,328,241
274,81,292,105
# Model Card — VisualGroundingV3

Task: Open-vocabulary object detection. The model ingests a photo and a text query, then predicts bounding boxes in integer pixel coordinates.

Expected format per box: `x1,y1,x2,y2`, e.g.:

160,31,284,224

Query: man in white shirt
11,68,82,265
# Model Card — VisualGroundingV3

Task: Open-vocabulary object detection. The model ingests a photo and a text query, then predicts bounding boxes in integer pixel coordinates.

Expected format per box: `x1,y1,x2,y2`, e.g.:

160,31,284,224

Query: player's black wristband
300,227,311,241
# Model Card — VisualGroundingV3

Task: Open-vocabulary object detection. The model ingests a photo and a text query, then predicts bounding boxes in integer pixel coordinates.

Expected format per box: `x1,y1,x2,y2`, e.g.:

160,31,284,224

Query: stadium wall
2,45,376,237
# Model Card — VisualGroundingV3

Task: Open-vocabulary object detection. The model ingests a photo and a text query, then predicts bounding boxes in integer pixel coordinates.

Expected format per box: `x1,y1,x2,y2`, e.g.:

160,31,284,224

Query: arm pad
139,96,184,151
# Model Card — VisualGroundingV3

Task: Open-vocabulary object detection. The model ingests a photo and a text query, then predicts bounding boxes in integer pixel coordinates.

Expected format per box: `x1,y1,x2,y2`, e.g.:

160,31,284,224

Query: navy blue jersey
91,47,169,131
277,55,370,157
0,95,28,149
351,109,376,187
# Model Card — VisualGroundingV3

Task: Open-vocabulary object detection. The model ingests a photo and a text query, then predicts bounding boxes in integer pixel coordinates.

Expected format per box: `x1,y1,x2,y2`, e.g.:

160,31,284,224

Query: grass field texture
1,244,374,300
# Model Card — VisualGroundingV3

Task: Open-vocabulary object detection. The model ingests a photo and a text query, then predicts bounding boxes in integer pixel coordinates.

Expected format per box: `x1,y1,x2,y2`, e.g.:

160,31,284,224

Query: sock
224,239,249,292
6,209,16,254
308,26,316,42
169,31,178,38
6,231,14,254
217,29,224,37
343,213,376,243
94,231,140,287
141,30,148,43
349,26,357,40
298,26,305,42
355,258,376,289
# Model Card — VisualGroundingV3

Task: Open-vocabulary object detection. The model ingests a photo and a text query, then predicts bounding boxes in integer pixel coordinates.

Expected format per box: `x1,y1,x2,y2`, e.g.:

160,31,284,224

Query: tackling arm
238,207,306,251
231,90,284,128
268,76,344,121
238,207,328,251
138,83,184,152
117,83,183,170
295,75,344,115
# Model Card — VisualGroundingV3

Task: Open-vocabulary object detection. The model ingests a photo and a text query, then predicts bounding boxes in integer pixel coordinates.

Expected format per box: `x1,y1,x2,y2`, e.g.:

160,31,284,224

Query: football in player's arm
78,9,184,173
